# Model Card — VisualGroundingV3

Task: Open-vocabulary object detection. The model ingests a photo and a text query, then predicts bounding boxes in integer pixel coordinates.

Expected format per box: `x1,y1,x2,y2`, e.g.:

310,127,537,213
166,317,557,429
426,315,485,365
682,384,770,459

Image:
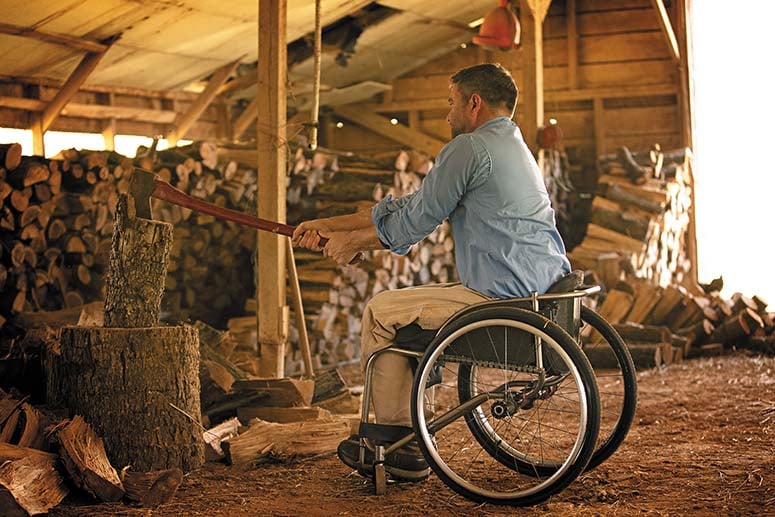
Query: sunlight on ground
693,2,775,303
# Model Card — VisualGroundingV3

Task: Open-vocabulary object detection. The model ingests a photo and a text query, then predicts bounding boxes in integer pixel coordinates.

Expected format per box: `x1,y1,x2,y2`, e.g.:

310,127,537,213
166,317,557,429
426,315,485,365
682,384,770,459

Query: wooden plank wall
329,0,683,166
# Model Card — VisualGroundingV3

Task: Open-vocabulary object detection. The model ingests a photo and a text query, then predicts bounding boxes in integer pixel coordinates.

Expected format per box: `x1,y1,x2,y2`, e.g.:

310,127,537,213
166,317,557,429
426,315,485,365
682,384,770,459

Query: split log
613,322,672,343
227,416,350,465
0,143,22,170
51,415,124,502
120,468,183,507
203,417,240,462
103,194,173,327
708,308,764,345
0,453,68,516
231,378,314,407
236,406,332,425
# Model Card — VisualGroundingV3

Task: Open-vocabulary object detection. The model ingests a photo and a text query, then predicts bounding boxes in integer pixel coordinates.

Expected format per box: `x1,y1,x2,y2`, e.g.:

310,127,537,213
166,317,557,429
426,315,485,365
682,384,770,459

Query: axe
129,168,360,261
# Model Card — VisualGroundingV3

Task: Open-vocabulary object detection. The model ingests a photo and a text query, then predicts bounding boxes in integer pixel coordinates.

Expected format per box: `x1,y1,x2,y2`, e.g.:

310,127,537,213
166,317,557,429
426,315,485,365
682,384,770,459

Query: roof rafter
650,0,680,62
0,21,109,53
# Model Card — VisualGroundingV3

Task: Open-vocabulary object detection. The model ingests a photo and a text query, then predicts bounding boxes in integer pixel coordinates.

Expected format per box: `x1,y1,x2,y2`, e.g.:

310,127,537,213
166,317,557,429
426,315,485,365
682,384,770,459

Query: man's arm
291,208,373,251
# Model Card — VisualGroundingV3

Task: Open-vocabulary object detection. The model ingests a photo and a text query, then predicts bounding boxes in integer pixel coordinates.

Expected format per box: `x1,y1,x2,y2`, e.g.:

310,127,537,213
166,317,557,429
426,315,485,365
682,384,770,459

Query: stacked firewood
226,147,456,376
0,144,130,338
583,273,774,369
0,389,183,513
569,145,692,288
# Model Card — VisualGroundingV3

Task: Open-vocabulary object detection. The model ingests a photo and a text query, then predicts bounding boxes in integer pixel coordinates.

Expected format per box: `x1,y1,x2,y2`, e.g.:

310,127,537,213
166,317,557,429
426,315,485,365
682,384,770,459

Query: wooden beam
257,0,288,379
0,22,108,53
0,95,177,124
650,0,680,62
40,34,120,133
334,106,445,157
218,73,258,97
167,58,242,145
519,0,546,154
361,84,679,113
232,97,259,141
566,0,578,89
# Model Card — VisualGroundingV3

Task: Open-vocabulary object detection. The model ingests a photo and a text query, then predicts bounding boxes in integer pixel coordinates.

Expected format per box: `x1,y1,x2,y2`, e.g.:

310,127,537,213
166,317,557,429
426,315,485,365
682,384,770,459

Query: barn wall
328,0,683,167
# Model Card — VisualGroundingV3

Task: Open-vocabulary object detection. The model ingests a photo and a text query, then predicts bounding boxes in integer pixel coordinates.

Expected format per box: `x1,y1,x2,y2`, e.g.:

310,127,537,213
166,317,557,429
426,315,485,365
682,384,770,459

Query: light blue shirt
371,116,570,299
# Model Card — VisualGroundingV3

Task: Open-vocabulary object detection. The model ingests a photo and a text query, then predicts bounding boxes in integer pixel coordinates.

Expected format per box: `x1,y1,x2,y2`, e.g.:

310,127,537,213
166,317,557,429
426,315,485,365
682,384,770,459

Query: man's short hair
450,63,518,113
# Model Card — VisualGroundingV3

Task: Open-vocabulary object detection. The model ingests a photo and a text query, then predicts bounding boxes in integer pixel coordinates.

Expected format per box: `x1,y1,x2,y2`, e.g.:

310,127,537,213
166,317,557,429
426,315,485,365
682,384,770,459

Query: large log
46,325,204,472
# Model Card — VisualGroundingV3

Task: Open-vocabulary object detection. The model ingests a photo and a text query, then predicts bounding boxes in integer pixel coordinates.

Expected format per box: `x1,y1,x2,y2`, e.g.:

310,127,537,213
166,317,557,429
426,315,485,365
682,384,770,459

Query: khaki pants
360,283,488,426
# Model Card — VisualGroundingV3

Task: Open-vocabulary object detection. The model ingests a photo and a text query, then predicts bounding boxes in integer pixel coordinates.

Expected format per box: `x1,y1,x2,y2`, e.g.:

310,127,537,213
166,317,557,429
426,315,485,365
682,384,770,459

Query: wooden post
518,0,549,155
101,93,116,151
593,97,605,157
167,58,242,146
40,35,120,133
31,115,44,156
257,0,288,378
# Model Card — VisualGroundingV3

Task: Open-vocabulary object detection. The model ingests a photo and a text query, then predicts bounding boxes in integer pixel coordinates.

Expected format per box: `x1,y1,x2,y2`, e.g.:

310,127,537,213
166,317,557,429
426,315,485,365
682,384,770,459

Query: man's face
447,83,472,138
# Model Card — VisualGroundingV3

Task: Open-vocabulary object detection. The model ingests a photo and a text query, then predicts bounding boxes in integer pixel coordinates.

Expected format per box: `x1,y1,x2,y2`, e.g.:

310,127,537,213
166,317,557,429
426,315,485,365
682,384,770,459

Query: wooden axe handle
151,177,357,260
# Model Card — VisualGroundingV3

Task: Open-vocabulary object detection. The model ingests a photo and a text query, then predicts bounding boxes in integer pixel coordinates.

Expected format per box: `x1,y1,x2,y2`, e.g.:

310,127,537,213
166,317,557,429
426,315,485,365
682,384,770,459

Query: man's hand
321,231,361,266
292,219,330,251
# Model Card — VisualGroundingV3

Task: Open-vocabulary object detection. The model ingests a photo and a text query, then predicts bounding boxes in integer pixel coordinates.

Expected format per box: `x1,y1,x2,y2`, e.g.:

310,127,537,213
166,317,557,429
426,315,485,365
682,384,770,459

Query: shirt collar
475,116,514,132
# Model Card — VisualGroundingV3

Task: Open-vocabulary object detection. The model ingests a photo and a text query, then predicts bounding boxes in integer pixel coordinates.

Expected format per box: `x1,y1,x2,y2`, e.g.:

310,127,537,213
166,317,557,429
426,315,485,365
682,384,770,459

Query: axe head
129,168,157,219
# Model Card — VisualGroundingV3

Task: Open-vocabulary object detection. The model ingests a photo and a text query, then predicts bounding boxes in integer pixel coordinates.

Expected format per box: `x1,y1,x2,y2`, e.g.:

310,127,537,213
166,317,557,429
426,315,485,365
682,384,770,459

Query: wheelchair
354,271,638,506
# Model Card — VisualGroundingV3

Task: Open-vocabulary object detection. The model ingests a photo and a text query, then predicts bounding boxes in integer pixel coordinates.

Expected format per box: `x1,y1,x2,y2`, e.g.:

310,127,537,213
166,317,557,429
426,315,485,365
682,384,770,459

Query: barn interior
0,1,773,515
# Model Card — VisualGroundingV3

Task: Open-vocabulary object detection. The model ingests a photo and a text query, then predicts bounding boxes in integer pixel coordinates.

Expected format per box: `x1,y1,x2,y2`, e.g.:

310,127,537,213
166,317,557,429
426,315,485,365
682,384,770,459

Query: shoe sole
337,448,431,482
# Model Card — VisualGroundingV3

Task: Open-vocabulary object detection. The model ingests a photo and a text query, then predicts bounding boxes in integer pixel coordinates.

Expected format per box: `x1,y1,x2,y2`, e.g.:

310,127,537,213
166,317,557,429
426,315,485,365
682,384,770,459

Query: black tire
410,306,600,506
578,306,638,470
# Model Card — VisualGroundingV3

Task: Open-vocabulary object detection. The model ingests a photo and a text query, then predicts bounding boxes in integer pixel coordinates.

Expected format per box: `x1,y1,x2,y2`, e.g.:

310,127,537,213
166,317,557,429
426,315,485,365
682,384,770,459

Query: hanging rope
308,0,323,150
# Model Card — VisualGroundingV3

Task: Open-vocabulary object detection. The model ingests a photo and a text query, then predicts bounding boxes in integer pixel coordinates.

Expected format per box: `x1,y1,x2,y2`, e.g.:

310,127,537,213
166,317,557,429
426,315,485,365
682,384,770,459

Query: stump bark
103,194,172,328
46,325,205,472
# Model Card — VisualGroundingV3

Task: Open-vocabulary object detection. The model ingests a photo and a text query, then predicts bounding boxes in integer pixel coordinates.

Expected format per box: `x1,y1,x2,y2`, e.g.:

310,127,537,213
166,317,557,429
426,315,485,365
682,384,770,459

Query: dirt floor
49,351,775,516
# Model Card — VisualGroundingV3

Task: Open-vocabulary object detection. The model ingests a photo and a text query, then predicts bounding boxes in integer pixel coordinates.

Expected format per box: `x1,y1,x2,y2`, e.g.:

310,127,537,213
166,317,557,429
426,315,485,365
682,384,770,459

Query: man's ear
470,93,482,112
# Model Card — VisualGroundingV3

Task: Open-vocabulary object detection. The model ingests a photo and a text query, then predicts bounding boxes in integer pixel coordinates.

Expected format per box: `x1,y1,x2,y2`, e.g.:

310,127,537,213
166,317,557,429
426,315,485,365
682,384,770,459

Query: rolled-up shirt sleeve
371,135,484,254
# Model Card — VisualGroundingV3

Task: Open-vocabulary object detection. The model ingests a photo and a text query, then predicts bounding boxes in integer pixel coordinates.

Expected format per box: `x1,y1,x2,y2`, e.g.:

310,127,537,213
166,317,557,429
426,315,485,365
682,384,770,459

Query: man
292,63,570,481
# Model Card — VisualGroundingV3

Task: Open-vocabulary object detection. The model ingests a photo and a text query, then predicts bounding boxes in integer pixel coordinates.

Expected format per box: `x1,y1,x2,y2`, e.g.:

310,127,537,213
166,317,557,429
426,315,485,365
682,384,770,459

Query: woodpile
0,389,183,514
569,145,693,288
568,146,774,368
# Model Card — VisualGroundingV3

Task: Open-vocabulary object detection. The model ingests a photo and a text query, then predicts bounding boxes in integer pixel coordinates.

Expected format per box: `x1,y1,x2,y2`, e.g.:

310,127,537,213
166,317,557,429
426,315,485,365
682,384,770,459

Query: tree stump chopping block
103,193,172,327
45,192,204,473
46,325,205,472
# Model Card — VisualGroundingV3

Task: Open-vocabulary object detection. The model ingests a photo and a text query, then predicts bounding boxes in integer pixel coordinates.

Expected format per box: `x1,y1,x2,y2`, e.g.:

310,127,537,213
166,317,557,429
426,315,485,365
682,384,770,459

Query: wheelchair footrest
358,422,414,444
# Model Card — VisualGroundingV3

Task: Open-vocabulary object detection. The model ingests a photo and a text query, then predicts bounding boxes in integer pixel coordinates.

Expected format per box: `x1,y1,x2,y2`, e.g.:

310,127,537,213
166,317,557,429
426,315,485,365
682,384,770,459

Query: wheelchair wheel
578,306,637,470
410,306,600,506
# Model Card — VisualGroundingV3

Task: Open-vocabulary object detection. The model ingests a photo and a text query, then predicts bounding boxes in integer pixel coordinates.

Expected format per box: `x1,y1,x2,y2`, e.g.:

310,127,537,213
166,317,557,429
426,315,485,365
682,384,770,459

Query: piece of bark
103,193,173,327
0,454,69,516
51,416,125,502
121,468,183,507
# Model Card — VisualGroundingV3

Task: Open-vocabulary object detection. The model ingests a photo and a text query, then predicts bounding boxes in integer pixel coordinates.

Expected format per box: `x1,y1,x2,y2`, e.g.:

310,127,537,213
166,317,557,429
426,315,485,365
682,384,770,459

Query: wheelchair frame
357,284,603,501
